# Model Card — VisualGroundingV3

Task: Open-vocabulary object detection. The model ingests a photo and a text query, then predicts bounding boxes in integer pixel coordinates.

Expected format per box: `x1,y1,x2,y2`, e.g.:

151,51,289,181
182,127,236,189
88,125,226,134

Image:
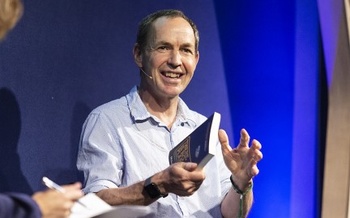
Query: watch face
145,182,161,199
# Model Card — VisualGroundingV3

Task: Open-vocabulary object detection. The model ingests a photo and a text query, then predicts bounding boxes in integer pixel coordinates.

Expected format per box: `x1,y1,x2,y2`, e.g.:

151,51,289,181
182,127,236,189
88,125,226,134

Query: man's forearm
96,181,158,206
221,188,253,218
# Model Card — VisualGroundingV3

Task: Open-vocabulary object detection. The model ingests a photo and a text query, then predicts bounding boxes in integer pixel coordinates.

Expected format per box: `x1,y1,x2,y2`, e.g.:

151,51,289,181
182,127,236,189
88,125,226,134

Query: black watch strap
144,176,168,199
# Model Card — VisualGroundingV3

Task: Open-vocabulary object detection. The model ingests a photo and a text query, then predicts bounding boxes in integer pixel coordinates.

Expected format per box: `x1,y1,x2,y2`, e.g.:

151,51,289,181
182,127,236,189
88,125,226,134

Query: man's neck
138,88,179,129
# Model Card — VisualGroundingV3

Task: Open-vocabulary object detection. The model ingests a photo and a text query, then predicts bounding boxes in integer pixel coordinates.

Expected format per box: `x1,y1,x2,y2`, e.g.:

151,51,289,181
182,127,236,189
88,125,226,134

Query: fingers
237,128,250,149
182,162,198,172
251,139,262,150
247,159,260,178
32,190,76,218
167,163,205,196
61,182,84,200
180,162,205,182
249,139,263,161
219,129,232,154
62,182,82,191
218,129,229,146
238,129,262,159
246,139,262,178
184,183,202,195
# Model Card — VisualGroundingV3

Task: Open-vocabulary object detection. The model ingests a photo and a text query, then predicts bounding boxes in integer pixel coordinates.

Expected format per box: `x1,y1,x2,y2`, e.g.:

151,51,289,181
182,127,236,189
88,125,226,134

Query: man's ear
133,43,143,68
195,51,200,65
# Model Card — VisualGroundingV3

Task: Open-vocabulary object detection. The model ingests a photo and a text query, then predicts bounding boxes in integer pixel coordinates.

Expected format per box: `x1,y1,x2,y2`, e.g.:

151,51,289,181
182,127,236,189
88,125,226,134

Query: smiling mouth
162,72,181,78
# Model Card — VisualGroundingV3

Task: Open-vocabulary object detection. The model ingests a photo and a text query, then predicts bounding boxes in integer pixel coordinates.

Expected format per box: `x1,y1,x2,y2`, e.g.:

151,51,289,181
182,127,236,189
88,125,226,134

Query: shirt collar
126,86,149,121
126,86,196,127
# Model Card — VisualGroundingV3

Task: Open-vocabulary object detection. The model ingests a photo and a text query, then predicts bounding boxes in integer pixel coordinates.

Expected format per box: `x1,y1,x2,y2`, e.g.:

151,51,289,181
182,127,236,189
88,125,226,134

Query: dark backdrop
0,1,232,192
0,0,325,217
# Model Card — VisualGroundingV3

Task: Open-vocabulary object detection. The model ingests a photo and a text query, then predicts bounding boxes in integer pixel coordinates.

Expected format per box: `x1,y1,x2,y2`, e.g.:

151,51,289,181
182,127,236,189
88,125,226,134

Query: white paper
93,205,154,218
69,193,112,218
69,193,154,218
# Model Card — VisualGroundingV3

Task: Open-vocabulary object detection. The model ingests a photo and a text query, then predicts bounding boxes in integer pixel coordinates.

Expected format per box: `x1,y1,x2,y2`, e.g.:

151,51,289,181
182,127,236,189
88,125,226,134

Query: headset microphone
140,68,153,79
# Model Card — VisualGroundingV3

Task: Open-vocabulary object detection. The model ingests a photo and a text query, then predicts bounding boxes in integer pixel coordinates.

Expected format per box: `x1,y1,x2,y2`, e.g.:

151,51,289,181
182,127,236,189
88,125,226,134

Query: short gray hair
136,9,199,53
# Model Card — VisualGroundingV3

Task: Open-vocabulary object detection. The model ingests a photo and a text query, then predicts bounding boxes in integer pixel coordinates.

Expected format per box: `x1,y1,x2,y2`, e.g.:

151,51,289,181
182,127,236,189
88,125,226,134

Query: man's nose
167,50,182,68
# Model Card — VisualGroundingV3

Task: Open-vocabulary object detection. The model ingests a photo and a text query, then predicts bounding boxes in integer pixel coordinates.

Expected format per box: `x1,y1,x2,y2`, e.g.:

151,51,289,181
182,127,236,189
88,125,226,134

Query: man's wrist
144,176,168,199
229,175,253,195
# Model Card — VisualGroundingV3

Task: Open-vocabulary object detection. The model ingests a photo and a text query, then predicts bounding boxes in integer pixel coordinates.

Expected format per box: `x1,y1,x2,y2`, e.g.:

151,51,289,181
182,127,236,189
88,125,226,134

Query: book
168,112,221,169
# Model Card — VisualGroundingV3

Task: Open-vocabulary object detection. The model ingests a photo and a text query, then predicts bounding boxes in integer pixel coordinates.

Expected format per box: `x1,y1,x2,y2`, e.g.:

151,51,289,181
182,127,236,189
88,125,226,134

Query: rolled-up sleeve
77,111,123,194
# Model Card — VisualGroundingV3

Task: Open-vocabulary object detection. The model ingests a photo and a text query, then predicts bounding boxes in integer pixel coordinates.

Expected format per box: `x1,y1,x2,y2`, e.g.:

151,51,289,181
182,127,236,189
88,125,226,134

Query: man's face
140,16,199,99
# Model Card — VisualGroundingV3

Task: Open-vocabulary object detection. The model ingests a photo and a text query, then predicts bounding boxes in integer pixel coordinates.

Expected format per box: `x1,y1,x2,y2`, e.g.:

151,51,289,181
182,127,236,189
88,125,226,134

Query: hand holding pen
32,177,83,217
42,177,87,208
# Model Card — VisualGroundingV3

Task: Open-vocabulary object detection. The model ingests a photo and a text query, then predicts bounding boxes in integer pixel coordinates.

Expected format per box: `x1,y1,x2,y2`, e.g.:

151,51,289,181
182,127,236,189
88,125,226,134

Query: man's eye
157,46,169,51
182,48,193,54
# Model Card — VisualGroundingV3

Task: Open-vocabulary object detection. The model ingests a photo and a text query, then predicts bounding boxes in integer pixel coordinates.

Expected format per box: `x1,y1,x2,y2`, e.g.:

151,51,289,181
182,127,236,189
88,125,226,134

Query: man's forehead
152,16,191,30
150,17,196,45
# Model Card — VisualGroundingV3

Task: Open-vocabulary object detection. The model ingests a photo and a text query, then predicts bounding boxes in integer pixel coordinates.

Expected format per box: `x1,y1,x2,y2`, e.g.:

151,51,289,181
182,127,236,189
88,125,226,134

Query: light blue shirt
77,86,231,217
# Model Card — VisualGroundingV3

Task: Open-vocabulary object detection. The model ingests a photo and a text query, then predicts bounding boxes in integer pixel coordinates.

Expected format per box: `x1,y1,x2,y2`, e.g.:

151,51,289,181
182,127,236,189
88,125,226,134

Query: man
77,9,262,218
0,0,84,217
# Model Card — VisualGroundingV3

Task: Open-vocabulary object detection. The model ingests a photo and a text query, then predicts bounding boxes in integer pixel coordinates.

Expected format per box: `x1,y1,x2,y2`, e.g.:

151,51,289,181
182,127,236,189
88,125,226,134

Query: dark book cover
168,112,221,169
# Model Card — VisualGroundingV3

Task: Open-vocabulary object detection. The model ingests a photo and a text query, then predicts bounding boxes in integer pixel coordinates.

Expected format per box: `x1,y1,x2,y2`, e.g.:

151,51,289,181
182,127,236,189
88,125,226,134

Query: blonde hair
0,0,23,40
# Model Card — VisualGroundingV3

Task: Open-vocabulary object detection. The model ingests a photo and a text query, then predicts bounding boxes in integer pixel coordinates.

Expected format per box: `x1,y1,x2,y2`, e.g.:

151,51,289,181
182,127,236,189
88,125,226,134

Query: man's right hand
153,162,206,196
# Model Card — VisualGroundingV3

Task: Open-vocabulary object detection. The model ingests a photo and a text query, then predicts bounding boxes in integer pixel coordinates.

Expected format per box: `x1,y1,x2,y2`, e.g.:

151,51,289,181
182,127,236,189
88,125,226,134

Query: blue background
0,0,325,217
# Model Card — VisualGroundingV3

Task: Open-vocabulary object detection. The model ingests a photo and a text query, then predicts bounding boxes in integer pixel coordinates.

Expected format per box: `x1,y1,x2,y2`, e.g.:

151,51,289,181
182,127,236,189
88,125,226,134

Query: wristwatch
144,176,168,199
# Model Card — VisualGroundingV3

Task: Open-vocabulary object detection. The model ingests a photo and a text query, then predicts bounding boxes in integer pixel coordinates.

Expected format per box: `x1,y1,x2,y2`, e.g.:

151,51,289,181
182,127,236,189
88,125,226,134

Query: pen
42,176,88,208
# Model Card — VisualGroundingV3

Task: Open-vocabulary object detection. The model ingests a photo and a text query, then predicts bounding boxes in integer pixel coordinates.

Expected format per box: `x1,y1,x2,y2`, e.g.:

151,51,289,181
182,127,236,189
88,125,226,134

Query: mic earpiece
140,68,153,79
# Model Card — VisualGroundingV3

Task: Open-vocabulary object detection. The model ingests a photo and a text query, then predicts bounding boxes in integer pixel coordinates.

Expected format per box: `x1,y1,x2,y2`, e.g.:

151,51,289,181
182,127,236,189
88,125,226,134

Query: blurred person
0,183,83,218
0,0,22,40
0,0,84,217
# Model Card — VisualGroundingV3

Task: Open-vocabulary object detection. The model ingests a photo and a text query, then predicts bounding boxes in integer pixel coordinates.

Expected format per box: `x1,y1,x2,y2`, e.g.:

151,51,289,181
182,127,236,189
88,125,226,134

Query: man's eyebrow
180,43,195,48
154,41,194,47
155,41,172,46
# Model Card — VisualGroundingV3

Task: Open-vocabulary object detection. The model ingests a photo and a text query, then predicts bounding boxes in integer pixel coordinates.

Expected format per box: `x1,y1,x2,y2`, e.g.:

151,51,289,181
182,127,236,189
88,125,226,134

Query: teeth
165,72,180,78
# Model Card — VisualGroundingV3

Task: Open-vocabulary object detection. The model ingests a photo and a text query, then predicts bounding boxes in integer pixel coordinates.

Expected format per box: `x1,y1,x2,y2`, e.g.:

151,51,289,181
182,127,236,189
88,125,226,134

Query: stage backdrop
0,0,325,217
0,0,232,197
